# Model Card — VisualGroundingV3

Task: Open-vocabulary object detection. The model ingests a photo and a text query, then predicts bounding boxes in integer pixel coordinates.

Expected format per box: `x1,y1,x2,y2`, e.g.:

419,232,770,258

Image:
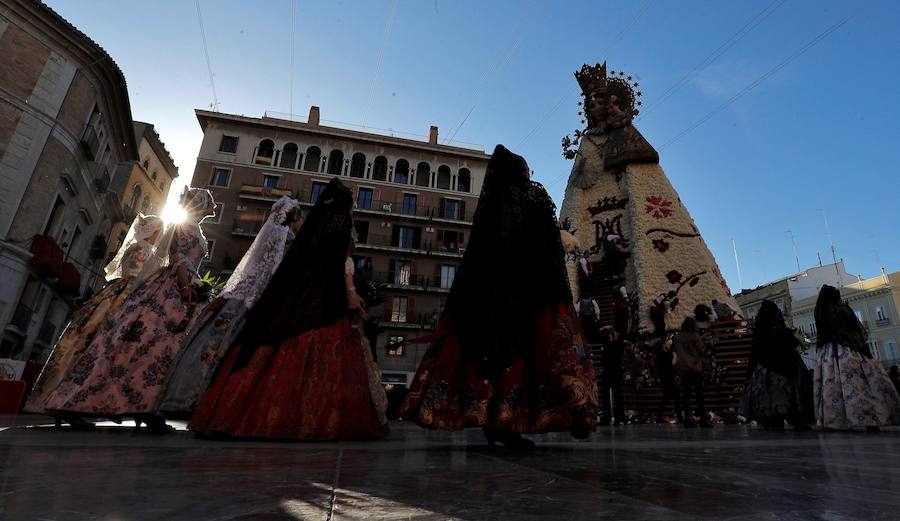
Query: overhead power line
195,0,220,111
516,0,655,151
660,2,870,150
637,0,787,121
363,0,399,128
443,0,539,145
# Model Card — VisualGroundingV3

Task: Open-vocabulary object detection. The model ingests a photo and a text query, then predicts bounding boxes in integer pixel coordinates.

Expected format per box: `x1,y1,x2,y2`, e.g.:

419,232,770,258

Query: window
441,265,456,289
391,297,409,323
437,165,451,189
151,171,158,181
349,153,366,178
327,149,344,176
66,227,82,260
142,158,150,169
357,188,373,209
394,260,411,286
415,162,431,187
394,159,409,184
255,139,275,165
262,174,280,189
442,198,460,220
876,306,887,321
372,156,388,181
280,143,299,168
310,181,328,203
353,256,373,272
129,184,142,209
810,322,817,335
854,309,864,322
869,340,880,359
205,239,216,263
439,230,463,252
208,203,224,224
209,168,231,188
396,226,419,249
219,135,239,153
303,146,321,171
457,168,471,192
401,193,417,215
141,195,151,214
43,195,65,236
387,336,405,357
354,220,369,244
887,341,898,361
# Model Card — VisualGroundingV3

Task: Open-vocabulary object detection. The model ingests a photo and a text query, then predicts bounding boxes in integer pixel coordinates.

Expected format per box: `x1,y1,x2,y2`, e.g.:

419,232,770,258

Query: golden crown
574,62,608,96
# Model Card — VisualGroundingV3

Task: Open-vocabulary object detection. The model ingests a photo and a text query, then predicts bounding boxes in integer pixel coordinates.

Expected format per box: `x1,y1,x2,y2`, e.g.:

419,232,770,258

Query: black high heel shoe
483,429,535,451
144,415,174,435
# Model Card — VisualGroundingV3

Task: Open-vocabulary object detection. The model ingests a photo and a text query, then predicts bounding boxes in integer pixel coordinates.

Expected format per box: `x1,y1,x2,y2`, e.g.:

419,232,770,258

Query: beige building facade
190,107,489,384
792,271,900,367
105,122,177,262
0,1,140,361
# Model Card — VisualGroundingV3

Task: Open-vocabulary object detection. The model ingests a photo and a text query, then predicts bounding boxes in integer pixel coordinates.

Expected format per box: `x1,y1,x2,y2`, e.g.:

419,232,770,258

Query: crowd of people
22,144,900,448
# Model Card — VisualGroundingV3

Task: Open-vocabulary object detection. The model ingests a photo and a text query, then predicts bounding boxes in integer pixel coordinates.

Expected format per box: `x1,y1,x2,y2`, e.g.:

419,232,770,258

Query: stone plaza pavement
1,415,898,520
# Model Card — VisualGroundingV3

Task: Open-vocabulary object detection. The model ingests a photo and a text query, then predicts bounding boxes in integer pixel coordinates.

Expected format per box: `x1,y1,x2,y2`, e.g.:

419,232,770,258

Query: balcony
37,321,59,344
239,184,293,203
383,311,439,330
298,189,474,223
232,218,265,237
370,271,452,293
875,317,891,327
6,304,33,334
122,205,137,224
356,233,464,259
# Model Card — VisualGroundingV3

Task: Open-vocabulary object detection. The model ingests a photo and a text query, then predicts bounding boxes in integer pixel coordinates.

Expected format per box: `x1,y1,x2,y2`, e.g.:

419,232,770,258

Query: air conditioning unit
381,203,392,212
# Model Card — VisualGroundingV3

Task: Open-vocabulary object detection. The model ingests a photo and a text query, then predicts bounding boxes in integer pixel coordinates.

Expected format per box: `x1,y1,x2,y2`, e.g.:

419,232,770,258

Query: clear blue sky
47,0,900,292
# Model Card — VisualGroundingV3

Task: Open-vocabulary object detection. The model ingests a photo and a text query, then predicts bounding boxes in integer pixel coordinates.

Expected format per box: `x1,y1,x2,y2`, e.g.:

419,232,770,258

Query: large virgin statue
559,62,740,332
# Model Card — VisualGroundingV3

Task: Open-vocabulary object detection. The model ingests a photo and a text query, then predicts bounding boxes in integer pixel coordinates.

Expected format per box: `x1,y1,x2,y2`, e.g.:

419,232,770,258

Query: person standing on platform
655,337,682,424
674,317,711,428
600,326,626,426
576,292,601,343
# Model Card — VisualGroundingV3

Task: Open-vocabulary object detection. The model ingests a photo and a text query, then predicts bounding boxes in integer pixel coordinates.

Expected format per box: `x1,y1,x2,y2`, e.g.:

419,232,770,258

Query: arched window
415,162,431,187
437,165,451,190
327,149,344,176
349,152,366,178
141,195,151,214
303,146,321,171
372,156,388,181
394,159,410,184
129,184,142,209
151,171,158,181
457,168,471,193
255,139,275,165
280,143,299,168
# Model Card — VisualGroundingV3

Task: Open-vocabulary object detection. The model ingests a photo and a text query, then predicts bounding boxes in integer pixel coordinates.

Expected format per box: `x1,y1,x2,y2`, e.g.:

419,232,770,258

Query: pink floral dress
45,223,208,416
24,242,153,413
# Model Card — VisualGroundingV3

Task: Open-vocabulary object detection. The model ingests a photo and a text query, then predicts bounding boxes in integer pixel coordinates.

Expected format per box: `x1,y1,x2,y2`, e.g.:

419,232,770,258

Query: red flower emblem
645,196,674,219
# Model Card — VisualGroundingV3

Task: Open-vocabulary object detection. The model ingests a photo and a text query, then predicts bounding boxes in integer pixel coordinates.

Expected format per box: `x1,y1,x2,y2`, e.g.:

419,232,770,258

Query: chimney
308,106,320,127
428,125,438,145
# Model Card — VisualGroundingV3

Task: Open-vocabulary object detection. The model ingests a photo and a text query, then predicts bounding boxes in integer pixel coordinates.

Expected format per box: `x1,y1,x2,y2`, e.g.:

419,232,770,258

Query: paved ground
1,415,898,520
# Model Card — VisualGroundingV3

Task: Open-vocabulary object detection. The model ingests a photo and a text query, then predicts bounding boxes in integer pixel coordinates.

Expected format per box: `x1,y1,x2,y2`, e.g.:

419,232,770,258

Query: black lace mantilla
814,285,871,358
233,177,353,369
445,144,573,377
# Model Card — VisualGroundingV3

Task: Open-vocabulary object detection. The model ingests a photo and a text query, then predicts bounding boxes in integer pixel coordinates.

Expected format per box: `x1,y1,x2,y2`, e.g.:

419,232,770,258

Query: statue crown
575,62,608,96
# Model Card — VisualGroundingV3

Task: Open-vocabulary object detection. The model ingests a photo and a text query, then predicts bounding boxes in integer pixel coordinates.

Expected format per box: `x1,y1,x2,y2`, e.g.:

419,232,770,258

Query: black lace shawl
445,144,573,377
232,177,353,369
749,300,801,375
814,285,871,358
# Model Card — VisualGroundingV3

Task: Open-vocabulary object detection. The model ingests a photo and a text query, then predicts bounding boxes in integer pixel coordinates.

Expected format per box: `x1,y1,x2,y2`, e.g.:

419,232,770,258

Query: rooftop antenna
732,239,744,290
785,230,801,273
289,0,296,119
818,209,842,287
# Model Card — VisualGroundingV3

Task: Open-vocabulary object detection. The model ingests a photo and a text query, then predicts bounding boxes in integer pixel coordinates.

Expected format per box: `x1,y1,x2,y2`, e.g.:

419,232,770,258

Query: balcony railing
80,127,100,160
94,165,110,193
875,317,891,327
232,218,265,237
384,311,439,329
298,189,474,222
370,271,452,291
239,184,293,201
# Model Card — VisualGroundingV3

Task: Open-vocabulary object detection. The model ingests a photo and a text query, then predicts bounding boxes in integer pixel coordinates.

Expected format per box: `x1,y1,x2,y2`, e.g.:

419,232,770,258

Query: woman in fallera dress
189,178,387,441
44,188,216,433
400,144,599,449
157,196,301,416
24,215,164,424
813,285,900,431
739,300,814,430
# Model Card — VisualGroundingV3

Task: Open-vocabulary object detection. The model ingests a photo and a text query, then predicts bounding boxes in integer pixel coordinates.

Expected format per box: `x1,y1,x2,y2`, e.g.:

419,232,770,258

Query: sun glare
160,202,187,225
